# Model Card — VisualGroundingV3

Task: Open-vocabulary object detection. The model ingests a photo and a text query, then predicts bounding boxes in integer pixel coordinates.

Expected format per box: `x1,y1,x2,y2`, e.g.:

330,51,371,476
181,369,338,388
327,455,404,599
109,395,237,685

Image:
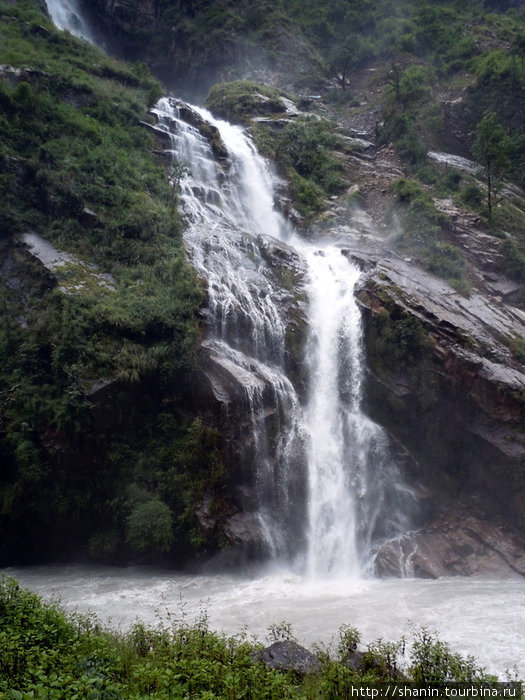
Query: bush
126,500,174,553
501,239,525,282
425,242,467,284
280,118,344,194
461,183,484,209
398,65,431,104
0,578,506,699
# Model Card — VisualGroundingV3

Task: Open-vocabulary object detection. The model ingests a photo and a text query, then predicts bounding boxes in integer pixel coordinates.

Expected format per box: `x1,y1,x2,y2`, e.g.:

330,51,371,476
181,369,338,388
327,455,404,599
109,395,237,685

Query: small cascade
46,0,95,42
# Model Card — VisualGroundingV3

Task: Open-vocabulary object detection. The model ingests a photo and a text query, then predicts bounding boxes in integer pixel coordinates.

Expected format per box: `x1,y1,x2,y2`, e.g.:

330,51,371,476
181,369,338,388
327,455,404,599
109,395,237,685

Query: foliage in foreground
0,576,506,700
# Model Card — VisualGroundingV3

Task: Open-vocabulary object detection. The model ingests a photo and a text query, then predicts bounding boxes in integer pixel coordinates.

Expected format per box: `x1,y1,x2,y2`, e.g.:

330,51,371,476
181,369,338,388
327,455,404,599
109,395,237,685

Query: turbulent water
5,565,525,679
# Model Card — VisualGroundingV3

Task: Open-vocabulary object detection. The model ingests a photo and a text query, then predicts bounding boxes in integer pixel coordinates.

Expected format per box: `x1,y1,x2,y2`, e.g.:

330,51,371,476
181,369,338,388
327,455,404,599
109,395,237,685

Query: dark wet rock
375,507,525,578
255,641,322,674
343,650,366,672
140,120,173,148
195,496,220,533
223,512,265,546
0,64,48,85
167,99,229,161
345,242,525,563
81,207,98,226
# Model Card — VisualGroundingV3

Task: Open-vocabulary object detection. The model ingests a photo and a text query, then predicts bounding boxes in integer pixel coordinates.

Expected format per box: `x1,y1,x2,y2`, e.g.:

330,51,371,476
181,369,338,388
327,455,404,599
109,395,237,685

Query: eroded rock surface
352,247,524,560
375,507,525,578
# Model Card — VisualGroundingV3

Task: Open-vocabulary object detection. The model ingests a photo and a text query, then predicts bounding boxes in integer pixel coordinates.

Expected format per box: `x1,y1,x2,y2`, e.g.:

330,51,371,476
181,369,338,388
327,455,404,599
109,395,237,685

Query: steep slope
0,1,214,563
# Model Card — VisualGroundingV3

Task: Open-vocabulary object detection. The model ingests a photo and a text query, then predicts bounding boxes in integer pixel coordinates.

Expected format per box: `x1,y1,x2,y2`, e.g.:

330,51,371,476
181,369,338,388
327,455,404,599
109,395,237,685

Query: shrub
425,242,467,286
126,499,174,553
461,183,484,209
398,65,430,104
501,239,525,282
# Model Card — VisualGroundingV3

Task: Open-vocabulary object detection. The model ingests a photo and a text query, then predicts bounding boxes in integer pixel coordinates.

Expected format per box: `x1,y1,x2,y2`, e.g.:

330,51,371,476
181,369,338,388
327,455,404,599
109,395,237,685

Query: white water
304,248,361,578
152,98,411,573
45,0,94,42
4,565,524,679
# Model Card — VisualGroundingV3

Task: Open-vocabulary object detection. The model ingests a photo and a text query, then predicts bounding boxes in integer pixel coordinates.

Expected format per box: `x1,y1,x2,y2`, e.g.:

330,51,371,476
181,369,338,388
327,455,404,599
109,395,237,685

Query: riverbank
3,565,524,682
3,574,524,699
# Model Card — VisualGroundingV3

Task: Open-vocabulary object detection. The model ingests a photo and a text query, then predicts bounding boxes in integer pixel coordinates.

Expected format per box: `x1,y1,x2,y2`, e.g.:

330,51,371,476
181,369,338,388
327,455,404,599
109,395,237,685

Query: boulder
255,641,322,674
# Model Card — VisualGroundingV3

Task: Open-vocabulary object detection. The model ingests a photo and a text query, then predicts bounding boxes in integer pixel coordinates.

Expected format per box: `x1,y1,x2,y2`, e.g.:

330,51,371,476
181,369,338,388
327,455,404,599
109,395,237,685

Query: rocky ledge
347,245,524,575
375,505,525,578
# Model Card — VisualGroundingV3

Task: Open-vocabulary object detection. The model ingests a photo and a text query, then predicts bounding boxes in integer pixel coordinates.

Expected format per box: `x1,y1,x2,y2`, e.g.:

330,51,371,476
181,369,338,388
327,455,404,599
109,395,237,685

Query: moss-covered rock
205,80,293,125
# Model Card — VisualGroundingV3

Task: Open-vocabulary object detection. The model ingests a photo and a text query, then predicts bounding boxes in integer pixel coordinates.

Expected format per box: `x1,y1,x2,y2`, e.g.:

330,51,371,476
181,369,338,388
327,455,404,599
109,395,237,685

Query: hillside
0,0,212,563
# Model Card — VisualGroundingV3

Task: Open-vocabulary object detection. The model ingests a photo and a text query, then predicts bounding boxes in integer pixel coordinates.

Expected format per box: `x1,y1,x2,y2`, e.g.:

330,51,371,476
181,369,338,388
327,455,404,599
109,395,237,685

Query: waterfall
43,1,411,576
302,248,362,577
153,99,308,561
152,99,410,576
46,0,95,42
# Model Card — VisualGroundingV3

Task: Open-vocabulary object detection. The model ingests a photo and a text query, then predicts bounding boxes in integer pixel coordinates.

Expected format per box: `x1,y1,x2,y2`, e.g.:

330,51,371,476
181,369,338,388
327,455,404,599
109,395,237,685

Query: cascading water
152,98,410,576
302,249,362,577
153,99,308,561
45,0,94,42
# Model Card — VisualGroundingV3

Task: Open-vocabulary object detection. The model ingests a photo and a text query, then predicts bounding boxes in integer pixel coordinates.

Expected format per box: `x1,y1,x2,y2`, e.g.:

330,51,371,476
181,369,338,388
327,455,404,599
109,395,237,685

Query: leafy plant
126,499,174,553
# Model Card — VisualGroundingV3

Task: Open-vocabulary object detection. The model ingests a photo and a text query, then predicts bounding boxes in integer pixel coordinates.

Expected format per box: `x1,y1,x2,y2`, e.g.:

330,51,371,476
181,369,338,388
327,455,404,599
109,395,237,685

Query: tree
328,38,357,91
328,35,372,91
472,113,511,222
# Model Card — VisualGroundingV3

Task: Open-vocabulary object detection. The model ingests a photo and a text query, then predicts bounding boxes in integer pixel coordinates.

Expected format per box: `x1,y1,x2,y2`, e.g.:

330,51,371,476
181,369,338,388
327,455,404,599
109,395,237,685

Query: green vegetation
205,80,291,124
362,288,433,378
388,179,469,293
77,0,525,289
1,0,524,565
0,1,219,564
205,80,345,219
472,113,511,222
0,576,504,699
252,114,345,219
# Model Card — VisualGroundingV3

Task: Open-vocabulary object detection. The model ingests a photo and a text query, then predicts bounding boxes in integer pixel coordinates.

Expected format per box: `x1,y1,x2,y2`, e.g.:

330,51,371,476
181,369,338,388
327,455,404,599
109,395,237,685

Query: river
4,564,524,678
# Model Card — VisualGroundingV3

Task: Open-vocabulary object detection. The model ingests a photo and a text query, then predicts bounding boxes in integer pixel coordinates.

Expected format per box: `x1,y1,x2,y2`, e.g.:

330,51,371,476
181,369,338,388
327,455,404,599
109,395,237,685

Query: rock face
190,231,309,554
375,508,525,579
146,92,525,571
351,247,525,574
